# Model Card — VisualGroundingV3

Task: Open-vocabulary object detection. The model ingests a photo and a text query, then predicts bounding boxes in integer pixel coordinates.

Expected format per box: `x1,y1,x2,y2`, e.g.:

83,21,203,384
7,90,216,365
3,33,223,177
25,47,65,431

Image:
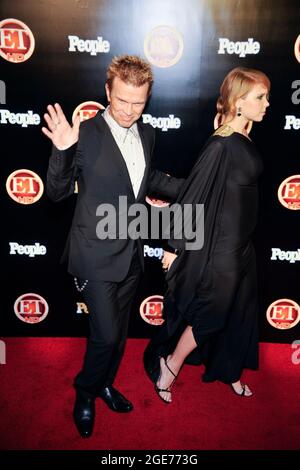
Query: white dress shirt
103,107,146,198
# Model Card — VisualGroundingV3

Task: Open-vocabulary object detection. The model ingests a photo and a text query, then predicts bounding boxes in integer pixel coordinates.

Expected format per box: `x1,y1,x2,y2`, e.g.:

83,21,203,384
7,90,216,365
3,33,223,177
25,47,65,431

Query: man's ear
105,83,111,102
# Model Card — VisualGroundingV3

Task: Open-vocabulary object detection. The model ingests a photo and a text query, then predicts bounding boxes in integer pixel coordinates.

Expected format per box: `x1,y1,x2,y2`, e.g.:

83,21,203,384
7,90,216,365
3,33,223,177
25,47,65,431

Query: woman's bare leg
156,325,253,401
156,325,197,402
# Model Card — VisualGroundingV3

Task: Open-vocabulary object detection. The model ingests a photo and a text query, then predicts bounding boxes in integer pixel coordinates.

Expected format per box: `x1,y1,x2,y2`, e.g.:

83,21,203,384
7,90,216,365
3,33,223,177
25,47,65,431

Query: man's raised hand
41,103,80,150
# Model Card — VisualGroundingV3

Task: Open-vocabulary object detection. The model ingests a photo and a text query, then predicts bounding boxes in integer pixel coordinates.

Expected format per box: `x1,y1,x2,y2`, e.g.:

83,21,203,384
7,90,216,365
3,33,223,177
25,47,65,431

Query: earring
237,107,242,117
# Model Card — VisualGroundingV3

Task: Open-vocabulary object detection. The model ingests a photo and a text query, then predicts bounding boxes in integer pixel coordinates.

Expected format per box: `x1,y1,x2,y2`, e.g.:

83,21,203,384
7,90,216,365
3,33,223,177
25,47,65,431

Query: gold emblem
213,124,235,137
214,113,252,134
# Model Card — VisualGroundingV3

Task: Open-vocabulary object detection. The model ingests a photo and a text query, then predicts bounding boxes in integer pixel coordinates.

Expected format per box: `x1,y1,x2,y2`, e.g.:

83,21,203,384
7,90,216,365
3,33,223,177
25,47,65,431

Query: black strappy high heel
154,357,177,404
230,382,253,397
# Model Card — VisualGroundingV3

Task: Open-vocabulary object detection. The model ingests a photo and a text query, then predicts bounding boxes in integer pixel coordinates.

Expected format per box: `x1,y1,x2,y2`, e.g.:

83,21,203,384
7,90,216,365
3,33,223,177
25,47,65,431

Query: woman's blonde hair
217,67,270,118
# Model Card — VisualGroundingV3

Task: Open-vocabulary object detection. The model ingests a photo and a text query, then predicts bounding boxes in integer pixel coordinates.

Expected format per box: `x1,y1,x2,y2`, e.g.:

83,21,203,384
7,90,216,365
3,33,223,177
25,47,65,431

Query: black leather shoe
73,391,95,438
98,386,133,413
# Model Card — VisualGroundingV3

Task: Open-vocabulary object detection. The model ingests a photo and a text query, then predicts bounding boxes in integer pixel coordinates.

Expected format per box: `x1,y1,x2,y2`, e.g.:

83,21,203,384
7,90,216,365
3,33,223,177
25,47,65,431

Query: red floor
0,338,299,450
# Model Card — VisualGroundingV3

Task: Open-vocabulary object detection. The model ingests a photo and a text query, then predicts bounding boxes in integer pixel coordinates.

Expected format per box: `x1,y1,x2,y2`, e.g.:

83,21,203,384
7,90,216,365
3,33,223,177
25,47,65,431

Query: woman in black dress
144,67,270,402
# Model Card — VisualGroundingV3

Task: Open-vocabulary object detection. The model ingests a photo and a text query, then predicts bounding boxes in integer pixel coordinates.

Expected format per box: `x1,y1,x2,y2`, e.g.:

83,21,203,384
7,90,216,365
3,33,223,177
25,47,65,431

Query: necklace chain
74,277,88,292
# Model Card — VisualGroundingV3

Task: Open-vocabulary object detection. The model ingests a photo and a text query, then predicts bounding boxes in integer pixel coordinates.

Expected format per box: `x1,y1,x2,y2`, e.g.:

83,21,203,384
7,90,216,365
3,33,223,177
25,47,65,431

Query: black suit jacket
46,112,184,281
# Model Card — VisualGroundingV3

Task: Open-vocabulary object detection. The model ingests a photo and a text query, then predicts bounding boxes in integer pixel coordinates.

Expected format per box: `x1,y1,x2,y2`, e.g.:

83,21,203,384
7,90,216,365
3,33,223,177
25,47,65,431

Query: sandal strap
164,359,177,379
156,386,171,393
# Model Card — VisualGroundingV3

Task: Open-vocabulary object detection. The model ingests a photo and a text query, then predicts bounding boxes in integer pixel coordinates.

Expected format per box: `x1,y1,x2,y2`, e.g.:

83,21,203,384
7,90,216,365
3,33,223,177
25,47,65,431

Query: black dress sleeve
148,168,185,201
164,136,230,326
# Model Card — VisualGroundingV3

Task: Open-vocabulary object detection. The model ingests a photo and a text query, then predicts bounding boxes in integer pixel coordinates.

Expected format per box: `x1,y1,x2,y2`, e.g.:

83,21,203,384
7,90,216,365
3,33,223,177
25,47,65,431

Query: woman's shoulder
205,124,248,151
202,125,234,152
212,124,235,138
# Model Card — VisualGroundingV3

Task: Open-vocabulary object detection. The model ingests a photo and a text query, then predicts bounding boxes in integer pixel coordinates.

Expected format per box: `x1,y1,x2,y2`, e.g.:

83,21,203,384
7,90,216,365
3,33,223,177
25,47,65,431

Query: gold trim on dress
213,124,235,137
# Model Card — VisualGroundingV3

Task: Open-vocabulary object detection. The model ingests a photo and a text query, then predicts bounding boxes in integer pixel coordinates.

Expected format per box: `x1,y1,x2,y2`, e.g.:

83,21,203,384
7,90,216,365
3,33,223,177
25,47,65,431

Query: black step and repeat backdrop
1,0,299,343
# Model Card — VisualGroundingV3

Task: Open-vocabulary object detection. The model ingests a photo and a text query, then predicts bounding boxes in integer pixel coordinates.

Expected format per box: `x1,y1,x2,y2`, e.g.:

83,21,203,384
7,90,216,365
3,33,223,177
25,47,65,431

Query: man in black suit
42,55,184,437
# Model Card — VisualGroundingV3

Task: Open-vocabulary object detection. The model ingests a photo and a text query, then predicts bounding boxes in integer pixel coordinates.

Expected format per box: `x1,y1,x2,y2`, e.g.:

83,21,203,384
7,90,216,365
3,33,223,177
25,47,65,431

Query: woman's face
237,83,270,122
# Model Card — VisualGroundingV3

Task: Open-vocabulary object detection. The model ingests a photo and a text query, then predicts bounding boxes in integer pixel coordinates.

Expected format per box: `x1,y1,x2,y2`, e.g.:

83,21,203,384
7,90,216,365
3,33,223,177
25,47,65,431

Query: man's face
105,76,149,128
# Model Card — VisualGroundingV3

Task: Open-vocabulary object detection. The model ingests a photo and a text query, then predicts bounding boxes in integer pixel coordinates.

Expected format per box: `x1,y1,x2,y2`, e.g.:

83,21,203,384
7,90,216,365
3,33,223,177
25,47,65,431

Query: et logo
72,101,104,123
266,299,300,330
0,18,35,63
6,169,44,205
140,295,164,326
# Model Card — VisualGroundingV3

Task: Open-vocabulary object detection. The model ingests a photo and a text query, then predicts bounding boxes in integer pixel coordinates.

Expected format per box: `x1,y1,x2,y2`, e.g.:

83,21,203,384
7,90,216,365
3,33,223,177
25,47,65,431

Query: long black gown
144,124,264,384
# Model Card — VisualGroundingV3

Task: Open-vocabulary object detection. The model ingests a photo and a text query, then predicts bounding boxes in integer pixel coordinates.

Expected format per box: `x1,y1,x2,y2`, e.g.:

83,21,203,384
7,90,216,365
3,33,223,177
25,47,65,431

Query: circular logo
6,169,44,204
145,195,170,207
140,295,164,325
144,25,184,68
72,101,105,123
278,175,300,210
266,299,300,329
294,34,300,63
213,113,253,134
0,18,35,63
14,293,49,324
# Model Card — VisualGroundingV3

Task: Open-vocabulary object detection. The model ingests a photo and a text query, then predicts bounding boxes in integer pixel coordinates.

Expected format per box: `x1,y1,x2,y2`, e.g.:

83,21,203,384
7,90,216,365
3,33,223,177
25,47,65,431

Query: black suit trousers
74,246,142,397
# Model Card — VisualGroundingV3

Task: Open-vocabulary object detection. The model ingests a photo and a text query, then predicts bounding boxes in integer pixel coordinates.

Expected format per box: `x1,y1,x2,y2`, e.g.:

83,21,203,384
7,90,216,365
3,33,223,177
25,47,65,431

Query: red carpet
0,339,299,450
